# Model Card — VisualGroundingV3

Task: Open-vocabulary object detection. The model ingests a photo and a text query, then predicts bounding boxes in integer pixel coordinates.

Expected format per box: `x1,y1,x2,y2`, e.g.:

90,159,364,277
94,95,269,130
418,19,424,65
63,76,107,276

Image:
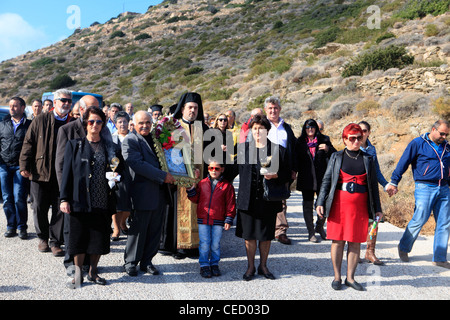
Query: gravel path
0,189,449,302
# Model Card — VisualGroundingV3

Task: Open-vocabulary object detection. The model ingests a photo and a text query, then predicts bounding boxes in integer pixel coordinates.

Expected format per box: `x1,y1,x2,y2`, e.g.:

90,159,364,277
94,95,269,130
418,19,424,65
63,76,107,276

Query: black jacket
231,141,291,211
0,115,31,166
316,150,382,219
295,134,336,192
60,137,123,214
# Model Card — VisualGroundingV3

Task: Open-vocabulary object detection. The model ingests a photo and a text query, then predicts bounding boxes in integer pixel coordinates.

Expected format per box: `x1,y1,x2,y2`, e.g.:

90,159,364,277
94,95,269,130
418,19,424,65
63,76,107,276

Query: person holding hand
316,123,383,291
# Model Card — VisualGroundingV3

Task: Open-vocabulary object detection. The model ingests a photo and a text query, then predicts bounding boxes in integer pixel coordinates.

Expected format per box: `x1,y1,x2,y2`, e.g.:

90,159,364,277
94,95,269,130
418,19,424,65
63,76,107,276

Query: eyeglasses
55,98,72,104
362,129,369,133
437,131,449,137
217,118,228,122
208,166,221,172
305,126,315,130
348,136,363,143
87,120,103,126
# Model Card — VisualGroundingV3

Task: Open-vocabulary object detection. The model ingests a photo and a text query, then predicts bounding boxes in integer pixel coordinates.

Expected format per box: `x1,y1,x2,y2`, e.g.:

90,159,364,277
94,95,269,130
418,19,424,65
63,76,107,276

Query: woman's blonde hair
213,113,229,129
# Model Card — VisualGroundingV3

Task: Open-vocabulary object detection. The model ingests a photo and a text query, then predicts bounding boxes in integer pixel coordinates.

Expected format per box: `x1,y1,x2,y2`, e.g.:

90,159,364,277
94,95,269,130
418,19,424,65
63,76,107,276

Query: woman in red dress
316,123,383,291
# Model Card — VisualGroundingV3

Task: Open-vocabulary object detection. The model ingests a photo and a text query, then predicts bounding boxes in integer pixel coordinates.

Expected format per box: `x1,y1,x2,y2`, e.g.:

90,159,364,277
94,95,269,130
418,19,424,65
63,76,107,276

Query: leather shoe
4,229,17,238
38,239,50,252
211,265,221,277
125,265,138,276
432,261,450,269
243,268,256,281
18,230,28,240
173,251,186,259
87,274,107,285
51,246,65,257
331,279,342,290
398,245,409,262
276,234,291,245
140,264,160,275
200,266,212,278
258,266,275,280
345,278,364,291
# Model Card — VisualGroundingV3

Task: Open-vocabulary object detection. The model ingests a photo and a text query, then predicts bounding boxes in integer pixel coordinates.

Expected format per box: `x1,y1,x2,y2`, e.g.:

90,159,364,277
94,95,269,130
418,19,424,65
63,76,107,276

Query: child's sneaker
200,266,212,278
211,265,221,276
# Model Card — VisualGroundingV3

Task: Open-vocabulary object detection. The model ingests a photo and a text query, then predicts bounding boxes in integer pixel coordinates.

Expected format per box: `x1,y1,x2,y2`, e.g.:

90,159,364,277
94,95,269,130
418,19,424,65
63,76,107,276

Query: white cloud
0,13,50,62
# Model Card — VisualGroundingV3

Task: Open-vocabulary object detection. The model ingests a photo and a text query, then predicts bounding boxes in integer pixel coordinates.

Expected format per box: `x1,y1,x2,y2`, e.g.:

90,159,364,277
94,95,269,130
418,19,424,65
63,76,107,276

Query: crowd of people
1,89,449,291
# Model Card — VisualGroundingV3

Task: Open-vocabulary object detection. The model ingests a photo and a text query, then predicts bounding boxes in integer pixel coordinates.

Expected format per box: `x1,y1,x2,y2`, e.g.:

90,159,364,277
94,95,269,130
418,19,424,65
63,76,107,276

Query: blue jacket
390,133,450,186
360,139,388,188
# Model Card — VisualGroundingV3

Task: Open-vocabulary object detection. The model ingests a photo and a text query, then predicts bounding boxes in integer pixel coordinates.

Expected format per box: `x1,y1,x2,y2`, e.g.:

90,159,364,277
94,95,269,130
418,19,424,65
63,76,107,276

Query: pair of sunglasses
87,120,103,126
208,166,222,172
56,98,72,104
348,136,363,142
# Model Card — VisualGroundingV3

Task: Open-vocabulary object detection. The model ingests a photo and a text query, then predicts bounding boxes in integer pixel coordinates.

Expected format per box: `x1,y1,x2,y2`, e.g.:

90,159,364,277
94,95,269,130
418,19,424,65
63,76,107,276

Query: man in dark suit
122,110,175,276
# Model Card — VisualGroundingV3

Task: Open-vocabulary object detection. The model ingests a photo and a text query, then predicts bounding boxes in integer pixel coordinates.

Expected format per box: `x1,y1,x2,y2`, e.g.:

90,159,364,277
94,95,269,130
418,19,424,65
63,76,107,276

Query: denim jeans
0,164,29,231
399,182,450,262
198,224,223,267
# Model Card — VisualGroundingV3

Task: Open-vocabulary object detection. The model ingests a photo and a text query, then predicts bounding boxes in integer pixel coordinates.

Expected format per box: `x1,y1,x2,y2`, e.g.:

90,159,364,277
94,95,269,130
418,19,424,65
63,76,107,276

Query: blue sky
0,0,162,62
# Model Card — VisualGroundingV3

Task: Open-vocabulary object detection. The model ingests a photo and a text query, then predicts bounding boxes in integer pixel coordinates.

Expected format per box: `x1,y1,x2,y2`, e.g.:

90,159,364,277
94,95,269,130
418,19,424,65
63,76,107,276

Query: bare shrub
388,93,432,118
325,100,356,122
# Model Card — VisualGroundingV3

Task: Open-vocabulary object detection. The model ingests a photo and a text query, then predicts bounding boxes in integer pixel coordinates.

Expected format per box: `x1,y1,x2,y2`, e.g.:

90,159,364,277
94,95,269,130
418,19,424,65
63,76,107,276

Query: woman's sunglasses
87,120,103,126
217,118,228,122
348,136,363,143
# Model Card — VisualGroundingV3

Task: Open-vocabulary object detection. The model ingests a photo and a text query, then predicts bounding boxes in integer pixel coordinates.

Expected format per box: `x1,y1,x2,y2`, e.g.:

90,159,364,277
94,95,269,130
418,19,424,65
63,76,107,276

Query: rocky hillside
0,0,449,232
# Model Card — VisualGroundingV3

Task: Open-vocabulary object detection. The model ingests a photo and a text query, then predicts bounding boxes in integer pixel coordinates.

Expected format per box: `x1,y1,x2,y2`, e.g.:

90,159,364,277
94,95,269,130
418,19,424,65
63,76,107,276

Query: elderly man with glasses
20,89,74,256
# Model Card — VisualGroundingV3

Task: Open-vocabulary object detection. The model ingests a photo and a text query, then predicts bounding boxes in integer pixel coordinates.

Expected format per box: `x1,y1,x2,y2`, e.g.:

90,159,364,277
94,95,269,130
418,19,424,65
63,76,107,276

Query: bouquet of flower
154,116,183,150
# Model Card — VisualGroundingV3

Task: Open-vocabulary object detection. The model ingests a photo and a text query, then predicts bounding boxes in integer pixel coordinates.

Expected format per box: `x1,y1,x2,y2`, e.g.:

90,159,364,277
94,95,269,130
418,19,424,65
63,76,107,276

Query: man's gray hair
432,119,449,130
54,89,72,100
264,96,281,108
110,103,123,111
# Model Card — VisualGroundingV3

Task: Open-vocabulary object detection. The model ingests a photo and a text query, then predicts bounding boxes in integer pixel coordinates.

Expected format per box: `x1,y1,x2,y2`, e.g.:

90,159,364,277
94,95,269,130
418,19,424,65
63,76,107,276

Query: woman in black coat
232,115,291,281
60,107,123,288
295,119,336,242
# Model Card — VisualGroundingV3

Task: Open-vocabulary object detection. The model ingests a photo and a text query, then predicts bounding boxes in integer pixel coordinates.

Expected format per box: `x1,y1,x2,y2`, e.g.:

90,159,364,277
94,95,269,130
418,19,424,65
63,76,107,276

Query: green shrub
49,74,76,90
110,30,126,39
394,0,450,19
184,66,204,76
342,45,414,77
376,32,396,44
31,57,55,68
273,20,283,30
134,33,152,41
314,27,341,48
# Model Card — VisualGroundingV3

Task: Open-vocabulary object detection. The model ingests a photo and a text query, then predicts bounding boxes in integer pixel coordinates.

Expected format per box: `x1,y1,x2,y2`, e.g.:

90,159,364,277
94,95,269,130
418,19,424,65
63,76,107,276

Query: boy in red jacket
187,160,236,278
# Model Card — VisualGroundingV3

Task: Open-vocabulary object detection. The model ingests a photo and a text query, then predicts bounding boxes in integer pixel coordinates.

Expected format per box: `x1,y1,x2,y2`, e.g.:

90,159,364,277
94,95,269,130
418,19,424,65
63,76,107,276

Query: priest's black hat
150,104,163,113
173,92,204,121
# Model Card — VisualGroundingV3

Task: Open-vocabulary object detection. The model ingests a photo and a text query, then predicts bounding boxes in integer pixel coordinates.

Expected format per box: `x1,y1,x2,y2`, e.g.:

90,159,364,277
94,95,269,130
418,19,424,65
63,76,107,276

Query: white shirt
268,117,287,148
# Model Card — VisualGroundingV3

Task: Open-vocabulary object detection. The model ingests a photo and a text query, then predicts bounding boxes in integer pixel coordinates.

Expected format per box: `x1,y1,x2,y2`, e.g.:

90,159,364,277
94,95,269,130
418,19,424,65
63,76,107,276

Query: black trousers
124,191,167,269
30,179,64,247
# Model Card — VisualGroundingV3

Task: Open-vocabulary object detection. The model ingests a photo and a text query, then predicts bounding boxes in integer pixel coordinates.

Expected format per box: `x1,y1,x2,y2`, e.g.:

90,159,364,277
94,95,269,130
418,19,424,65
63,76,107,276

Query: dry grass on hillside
380,188,436,236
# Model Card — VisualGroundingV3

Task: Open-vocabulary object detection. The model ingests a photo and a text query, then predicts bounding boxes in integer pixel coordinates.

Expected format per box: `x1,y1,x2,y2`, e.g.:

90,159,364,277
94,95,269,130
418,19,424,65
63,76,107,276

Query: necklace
345,149,360,160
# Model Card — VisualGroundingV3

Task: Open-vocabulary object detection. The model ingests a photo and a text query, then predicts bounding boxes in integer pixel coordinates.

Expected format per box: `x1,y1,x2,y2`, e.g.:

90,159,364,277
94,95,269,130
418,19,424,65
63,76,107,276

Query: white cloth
106,172,121,189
